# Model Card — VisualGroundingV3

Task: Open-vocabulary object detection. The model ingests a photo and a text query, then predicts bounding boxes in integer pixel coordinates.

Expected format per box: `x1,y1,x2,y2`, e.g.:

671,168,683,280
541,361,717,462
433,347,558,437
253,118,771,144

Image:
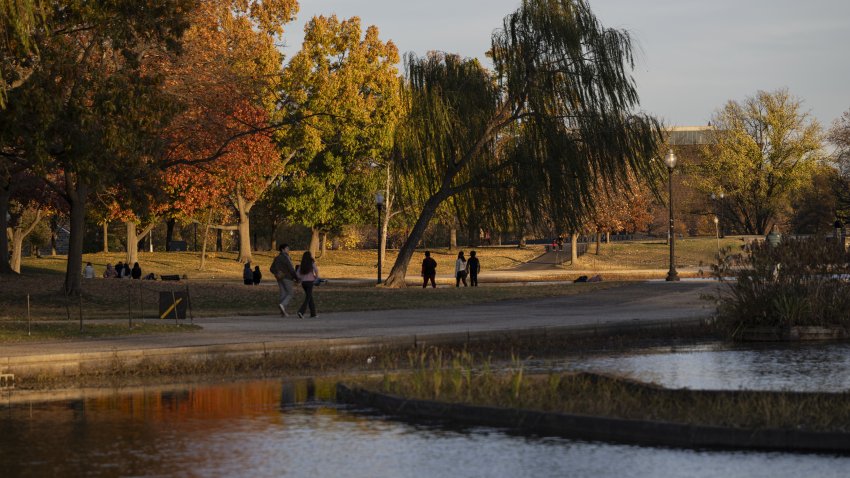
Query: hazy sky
284,0,850,128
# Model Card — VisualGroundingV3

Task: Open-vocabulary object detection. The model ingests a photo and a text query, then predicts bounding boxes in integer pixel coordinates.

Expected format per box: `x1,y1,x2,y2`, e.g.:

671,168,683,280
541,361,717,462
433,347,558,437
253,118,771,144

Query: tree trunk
606,231,610,243
9,209,43,273
320,232,327,257
0,189,13,274
126,221,139,266
50,216,58,256
199,210,213,271
595,229,601,255
571,233,578,264
309,227,320,257
234,188,254,263
269,219,277,252
102,221,109,253
165,218,176,251
380,165,393,273
64,181,88,296
449,226,457,251
216,228,223,252
385,191,448,288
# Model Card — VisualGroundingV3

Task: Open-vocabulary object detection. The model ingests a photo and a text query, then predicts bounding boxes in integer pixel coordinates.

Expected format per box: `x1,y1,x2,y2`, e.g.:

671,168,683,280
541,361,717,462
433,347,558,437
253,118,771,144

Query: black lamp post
664,149,680,282
376,192,384,285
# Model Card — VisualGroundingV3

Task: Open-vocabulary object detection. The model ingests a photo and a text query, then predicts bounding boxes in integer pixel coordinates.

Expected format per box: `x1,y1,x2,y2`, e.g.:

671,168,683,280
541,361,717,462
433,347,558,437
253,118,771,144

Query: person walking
421,251,437,288
295,251,319,318
455,251,468,287
252,266,262,285
270,244,298,316
131,262,142,279
243,262,253,285
467,251,481,286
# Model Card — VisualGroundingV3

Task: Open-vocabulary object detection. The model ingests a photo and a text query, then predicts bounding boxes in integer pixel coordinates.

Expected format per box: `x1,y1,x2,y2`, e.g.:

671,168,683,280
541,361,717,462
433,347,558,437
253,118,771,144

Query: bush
711,237,850,337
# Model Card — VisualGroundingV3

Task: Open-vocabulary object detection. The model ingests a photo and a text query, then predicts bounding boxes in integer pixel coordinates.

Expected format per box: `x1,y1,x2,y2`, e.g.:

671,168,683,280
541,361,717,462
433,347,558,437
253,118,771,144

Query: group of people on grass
242,263,263,285
83,261,145,279
421,250,481,288
270,244,320,319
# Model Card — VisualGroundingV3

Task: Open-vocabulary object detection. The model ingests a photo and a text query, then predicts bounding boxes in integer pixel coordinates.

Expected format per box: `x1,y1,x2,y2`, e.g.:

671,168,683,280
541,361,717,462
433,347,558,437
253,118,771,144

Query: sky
283,0,850,128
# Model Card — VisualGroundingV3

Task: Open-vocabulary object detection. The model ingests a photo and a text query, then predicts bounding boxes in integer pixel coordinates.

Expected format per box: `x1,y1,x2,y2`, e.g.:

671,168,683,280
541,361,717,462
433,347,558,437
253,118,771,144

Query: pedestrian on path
296,251,319,318
455,251,468,287
467,251,481,286
270,243,298,316
422,251,437,288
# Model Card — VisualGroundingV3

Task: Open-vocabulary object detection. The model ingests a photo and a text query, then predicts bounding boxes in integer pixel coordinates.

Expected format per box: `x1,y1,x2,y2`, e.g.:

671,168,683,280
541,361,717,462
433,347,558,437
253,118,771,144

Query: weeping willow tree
383,0,662,287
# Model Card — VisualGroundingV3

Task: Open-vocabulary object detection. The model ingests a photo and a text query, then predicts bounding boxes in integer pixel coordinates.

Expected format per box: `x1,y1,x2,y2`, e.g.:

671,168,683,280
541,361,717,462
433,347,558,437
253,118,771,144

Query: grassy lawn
0,272,621,324
19,246,541,280
563,236,745,270
0,322,201,343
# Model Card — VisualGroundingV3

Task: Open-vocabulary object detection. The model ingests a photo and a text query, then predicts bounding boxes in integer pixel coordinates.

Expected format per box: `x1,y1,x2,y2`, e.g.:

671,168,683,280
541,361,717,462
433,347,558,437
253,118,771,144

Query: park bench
160,274,181,281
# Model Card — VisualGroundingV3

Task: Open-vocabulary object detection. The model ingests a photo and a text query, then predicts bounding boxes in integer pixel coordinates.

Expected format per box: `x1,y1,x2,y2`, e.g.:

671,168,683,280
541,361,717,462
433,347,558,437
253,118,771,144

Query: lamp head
375,192,384,206
663,149,677,170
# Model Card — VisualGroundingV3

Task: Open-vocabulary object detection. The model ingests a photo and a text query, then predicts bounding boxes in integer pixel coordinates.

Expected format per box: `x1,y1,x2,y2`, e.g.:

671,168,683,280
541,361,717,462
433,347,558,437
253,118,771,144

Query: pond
2,377,849,477
547,341,850,392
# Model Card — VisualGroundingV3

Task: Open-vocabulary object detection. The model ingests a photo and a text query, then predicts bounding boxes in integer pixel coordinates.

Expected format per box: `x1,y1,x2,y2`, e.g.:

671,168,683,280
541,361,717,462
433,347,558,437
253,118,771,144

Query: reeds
708,237,850,336
369,347,850,432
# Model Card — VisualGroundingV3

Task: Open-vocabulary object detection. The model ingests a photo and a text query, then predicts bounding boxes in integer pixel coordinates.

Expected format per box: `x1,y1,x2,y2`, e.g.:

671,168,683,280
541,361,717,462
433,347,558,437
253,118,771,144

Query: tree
383,0,661,287
828,108,850,223
0,0,45,107
694,89,822,235
157,0,297,264
0,0,195,294
273,15,401,257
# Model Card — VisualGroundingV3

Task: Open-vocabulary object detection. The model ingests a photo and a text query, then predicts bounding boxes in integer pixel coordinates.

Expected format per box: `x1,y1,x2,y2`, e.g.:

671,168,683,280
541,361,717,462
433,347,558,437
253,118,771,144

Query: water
2,378,849,477
548,341,850,392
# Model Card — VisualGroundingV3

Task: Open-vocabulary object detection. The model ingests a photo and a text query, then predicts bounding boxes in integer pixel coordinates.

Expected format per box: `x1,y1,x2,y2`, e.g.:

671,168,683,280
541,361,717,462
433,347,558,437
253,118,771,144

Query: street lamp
376,192,385,285
713,216,720,254
664,149,679,282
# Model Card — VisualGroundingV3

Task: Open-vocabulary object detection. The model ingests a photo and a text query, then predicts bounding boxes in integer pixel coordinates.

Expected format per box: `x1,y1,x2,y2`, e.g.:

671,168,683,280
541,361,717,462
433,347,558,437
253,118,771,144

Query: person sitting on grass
83,262,95,279
243,262,253,285
131,262,142,279
252,265,262,285
104,263,117,278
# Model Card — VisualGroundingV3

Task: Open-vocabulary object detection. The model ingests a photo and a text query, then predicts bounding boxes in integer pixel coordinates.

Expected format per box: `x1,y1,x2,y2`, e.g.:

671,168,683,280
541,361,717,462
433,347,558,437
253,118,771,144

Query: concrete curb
2,317,705,378
336,382,850,454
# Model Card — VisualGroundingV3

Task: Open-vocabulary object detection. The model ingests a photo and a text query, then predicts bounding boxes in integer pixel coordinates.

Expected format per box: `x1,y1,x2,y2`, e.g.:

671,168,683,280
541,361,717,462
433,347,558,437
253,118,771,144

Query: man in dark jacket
467,251,481,286
421,251,437,288
270,244,298,316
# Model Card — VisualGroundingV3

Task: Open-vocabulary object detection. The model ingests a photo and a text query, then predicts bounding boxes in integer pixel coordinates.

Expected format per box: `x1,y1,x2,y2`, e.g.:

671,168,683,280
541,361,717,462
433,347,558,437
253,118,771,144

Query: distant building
667,126,714,146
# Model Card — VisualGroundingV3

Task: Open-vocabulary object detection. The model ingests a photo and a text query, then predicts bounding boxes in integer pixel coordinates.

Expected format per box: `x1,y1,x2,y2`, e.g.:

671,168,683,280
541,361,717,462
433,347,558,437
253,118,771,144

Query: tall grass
369,347,850,432
709,238,850,336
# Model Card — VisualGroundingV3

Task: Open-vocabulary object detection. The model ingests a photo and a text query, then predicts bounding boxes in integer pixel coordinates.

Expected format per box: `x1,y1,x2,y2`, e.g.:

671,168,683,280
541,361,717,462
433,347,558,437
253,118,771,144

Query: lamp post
713,216,720,254
664,149,679,282
376,192,384,285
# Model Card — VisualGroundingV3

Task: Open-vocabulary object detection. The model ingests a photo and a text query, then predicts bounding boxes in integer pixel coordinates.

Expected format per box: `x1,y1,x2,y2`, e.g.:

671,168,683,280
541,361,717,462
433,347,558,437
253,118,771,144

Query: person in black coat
252,266,262,285
421,251,437,288
131,262,142,280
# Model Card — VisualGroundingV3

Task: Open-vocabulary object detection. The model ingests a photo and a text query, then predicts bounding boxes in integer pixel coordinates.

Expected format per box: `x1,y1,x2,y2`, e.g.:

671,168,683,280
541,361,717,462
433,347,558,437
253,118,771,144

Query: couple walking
270,244,319,318
421,250,481,288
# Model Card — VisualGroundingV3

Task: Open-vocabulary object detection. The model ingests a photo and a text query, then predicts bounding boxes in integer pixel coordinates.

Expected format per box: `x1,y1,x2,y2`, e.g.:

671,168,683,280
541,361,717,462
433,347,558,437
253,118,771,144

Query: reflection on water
553,341,850,392
2,378,850,477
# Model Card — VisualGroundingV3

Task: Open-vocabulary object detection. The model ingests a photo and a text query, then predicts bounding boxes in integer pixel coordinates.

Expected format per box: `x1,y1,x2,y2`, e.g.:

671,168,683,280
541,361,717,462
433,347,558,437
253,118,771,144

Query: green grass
361,348,850,432
0,271,621,323
20,246,540,280
564,237,744,270
0,321,201,343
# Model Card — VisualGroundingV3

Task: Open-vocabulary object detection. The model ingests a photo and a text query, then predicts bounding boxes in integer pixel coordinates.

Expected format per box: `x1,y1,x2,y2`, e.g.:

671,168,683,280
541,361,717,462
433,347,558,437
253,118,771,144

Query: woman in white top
295,251,319,318
83,262,95,279
455,251,468,287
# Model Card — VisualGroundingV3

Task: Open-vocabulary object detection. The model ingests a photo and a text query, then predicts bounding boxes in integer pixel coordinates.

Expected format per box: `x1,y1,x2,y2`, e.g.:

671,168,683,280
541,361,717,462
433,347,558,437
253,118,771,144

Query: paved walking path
1,281,719,376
